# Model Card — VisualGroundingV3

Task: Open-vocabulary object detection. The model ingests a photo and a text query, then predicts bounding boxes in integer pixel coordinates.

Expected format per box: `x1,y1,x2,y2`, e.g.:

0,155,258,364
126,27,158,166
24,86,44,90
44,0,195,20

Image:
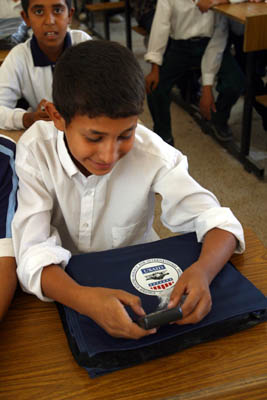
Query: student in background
0,0,29,49
144,0,244,145
0,135,18,320
0,0,91,131
130,0,157,34
197,0,267,132
12,40,244,340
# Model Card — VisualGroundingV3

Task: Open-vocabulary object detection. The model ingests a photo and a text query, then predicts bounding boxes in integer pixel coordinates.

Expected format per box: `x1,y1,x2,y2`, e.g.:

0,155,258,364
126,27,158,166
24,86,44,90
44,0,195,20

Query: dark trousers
147,38,245,142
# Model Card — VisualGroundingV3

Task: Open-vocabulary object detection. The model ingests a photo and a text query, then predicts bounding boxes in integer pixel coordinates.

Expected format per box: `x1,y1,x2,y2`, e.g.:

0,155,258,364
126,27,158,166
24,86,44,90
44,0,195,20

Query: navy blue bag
56,233,267,378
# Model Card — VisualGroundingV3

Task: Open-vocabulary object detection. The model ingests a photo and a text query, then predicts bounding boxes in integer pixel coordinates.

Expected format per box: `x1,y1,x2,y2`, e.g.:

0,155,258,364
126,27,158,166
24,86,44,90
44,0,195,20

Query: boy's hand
199,85,216,120
78,287,157,339
22,99,51,129
145,64,160,93
167,262,212,325
197,0,216,13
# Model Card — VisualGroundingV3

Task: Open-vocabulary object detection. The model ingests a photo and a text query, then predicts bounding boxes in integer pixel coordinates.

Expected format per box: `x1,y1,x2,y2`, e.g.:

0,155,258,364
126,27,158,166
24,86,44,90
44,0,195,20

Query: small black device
137,306,183,330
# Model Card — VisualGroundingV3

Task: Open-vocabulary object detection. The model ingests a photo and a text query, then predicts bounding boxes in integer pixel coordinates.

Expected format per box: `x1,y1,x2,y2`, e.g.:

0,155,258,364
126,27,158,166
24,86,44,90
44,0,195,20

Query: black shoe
211,123,233,142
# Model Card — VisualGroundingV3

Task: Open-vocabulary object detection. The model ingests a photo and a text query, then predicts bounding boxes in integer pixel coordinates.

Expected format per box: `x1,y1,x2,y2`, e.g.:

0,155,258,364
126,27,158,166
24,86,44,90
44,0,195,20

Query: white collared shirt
12,121,245,301
0,29,91,130
144,0,229,85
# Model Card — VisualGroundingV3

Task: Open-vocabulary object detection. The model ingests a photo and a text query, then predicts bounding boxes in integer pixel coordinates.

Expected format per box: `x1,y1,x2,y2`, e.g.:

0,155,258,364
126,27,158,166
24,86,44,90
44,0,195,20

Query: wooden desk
214,3,267,179
0,228,266,400
0,49,9,66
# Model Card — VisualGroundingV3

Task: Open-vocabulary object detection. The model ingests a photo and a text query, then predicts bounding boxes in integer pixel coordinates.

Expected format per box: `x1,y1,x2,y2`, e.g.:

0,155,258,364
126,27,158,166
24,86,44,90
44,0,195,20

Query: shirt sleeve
152,154,245,253
12,142,71,301
201,14,229,86
0,49,26,130
144,0,172,66
0,136,17,257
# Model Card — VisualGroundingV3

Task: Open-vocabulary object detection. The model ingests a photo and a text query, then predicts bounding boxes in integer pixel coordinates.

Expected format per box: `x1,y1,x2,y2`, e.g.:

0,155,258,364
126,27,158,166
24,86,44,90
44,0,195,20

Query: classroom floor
71,10,267,249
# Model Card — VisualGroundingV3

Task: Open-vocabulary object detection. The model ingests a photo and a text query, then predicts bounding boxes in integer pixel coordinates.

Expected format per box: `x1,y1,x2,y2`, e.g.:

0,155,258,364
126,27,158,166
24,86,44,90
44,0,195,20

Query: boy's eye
86,136,102,143
119,133,133,141
54,6,65,14
34,8,44,15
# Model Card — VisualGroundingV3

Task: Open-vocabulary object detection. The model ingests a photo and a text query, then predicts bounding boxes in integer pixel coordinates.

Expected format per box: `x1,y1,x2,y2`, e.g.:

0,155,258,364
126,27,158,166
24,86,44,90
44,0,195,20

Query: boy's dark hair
21,0,72,16
53,40,145,125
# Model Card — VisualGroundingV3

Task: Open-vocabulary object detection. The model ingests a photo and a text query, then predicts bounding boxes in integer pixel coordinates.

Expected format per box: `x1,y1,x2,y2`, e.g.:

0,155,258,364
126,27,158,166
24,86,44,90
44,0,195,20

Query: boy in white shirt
12,40,245,340
0,0,91,131
145,0,244,145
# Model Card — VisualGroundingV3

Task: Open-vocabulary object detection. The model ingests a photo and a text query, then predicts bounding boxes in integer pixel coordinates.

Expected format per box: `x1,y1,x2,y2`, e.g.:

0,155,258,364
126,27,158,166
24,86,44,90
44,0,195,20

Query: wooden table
0,49,9,66
214,2,267,179
0,228,266,400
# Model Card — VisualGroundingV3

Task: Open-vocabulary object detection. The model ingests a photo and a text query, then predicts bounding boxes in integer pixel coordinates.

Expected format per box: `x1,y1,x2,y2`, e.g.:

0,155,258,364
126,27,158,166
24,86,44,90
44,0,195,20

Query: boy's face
22,0,73,58
49,108,138,176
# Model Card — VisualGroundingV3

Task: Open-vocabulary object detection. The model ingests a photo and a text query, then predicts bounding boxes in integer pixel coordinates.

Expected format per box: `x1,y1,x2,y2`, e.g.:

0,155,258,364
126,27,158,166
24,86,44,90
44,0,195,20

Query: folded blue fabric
57,233,267,378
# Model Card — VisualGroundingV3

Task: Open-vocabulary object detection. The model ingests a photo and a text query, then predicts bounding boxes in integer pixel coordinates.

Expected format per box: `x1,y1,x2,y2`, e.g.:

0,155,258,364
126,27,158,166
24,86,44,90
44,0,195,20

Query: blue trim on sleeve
0,143,18,239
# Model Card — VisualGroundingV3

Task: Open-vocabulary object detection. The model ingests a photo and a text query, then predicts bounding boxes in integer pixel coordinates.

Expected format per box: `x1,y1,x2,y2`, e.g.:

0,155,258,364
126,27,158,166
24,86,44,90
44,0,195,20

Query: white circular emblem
130,258,183,296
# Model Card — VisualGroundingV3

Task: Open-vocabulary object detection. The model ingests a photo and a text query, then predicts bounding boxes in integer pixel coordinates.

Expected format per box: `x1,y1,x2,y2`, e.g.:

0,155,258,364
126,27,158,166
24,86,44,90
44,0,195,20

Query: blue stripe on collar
30,31,72,67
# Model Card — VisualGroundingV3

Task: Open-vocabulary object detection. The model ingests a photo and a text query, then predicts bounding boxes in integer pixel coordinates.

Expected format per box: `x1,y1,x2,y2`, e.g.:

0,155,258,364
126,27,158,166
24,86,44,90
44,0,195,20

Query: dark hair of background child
53,40,145,125
21,0,73,16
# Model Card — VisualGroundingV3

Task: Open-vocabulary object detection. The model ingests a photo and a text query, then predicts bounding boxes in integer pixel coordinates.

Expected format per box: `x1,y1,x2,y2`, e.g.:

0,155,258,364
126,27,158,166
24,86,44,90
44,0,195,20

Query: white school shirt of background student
144,0,230,87
0,30,91,130
12,120,245,302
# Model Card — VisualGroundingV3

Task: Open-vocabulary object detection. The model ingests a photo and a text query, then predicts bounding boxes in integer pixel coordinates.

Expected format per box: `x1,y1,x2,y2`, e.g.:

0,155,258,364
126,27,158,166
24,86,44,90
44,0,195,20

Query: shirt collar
57,129,79,178
30,32,72,67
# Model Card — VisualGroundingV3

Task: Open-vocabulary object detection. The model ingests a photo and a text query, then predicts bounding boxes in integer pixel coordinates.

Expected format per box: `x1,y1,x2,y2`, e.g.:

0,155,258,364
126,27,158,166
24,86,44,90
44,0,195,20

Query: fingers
176,290,212,325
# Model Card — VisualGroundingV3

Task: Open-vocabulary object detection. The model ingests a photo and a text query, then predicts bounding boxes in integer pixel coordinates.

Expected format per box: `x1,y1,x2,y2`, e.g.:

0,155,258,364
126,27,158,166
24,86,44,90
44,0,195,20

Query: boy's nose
99,141,119,164
44,12,56,24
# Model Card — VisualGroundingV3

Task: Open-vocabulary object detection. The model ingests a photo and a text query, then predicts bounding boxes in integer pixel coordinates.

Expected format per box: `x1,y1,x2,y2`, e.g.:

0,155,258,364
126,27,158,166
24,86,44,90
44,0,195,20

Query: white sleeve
12,142,71,301
144,0,172,66
153,155,245,253
0,49,26,130
201,14,229,86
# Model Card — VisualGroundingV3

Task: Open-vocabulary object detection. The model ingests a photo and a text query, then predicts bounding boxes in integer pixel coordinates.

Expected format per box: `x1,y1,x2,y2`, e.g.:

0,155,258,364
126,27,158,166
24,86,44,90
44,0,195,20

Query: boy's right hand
77,286,157,339
145,64,160,94
22,99,51,129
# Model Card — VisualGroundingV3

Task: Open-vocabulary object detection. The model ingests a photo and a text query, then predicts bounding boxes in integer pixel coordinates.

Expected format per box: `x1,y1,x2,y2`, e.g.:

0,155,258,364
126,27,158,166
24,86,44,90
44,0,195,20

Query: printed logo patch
130,258,183,296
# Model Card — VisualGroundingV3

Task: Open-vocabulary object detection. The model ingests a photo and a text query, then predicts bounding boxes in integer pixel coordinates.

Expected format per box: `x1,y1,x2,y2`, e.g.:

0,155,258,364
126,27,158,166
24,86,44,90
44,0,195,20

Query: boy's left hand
167,262,212,325
199,85,216,120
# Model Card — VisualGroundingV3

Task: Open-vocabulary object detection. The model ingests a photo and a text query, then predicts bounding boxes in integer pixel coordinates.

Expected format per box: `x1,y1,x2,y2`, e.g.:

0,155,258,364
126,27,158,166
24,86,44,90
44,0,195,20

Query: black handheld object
137,306,183,330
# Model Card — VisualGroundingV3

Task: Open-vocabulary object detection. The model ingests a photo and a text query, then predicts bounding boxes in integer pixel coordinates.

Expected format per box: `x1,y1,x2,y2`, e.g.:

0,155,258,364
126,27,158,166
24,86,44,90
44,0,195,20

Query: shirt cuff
202,73,215,86
17,243,72,302
195,207,245,254
13,109,26,130
144,52,163,66
0,238,14,257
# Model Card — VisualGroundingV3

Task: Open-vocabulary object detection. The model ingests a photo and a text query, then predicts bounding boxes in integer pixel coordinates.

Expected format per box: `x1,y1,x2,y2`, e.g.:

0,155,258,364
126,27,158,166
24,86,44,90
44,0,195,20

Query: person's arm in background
0,48,50,130
199,14,229,120
0,257,17,320
144,0,171,93
0,136,18,321
197,0,262,14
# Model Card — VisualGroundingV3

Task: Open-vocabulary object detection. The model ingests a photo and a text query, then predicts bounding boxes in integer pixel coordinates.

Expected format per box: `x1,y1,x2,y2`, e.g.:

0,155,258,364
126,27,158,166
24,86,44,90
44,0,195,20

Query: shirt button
83,223,89,228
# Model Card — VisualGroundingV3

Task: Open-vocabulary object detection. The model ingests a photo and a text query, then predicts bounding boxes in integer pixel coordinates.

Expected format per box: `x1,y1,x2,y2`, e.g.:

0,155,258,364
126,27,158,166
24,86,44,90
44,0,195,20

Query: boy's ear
68,7,75,19
46,102,66,132
21,10,31,27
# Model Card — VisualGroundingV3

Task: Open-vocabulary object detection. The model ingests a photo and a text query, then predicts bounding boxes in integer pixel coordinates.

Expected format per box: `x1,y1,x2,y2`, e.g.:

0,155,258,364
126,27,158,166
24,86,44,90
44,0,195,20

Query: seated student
0,0,91,131
0,135,18,321
197,0,267,132
12,40,245,340
0,0,29,50
144,0,245,145
130,0,157,34
0,0,29,49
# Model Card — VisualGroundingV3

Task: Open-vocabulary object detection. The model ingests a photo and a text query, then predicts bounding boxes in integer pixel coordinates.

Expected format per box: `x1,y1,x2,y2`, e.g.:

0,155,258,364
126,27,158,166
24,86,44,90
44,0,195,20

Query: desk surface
0,228,266,400
214,2,267,52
